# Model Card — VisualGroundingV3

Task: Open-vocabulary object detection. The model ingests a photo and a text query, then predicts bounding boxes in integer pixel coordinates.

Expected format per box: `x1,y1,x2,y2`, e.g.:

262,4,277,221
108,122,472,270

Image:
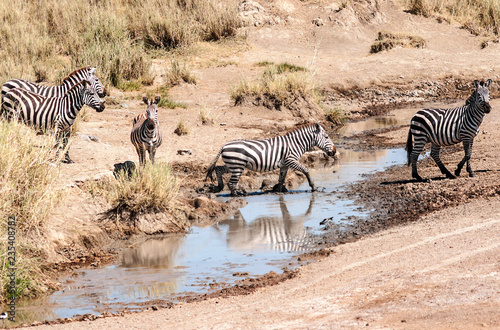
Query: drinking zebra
406,79,492,182
130,96,163,165
2,80,105,163
1,66,106,103
206,122,336,196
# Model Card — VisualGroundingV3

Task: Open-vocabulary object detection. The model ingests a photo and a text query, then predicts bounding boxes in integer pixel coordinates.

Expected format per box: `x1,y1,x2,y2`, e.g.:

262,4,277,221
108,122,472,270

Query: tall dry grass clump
0,0,241,88
0,119,64,300
92,163,180,215
402,0,500,36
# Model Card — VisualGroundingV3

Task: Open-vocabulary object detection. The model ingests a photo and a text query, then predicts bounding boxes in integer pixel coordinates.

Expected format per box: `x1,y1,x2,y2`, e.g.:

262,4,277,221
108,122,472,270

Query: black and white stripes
2,80,105,163
130,96,163,165
1,66,106,102
406,79,492,182
206,123,336,196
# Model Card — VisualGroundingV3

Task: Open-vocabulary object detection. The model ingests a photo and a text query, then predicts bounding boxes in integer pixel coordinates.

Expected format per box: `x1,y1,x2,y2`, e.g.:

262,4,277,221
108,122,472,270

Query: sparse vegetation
230,62,316,109
0,0,240,89
324,108,346,126
199,109,215,125
0,119,65,300
400,0,500,38
174,120,190,135
370,31,427,53
167,60,197,86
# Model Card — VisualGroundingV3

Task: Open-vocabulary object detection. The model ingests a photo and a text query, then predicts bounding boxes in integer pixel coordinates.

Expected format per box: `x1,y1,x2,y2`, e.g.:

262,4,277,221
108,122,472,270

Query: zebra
206,122,336,196
130,96,163,165
406,79,492,182
2,80,105,163
1,66,106,104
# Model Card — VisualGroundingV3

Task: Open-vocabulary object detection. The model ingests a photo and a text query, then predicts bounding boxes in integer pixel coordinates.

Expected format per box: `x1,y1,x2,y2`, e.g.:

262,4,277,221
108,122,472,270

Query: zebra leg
273,166,289,193
137,146,146,166
409,141,427,182
209,166,229,193
59,129,74,164
227,167,246,196
150,147,156,165
285,159,316,191
430,144,455,179
455,139,475,177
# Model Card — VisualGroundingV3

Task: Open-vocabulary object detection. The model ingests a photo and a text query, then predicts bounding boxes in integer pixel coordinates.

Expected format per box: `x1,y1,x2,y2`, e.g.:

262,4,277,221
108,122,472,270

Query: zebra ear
143,96,149,105
314,122,321,133
90,67,96,74
154,96,161,105
474,80,479,88
485,79,492,88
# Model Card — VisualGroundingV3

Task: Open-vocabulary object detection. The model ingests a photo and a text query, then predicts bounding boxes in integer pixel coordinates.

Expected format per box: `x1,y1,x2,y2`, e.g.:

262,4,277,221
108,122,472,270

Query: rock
177,149,193,155
113,161,137,179
312,17,324,26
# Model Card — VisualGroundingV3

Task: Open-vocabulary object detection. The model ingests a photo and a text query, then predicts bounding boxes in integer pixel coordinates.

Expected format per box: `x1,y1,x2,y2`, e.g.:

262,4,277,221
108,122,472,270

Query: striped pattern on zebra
206,122,336,196
2,80,105,163
130,96,163,165
1,67,106,104
406,79,492,182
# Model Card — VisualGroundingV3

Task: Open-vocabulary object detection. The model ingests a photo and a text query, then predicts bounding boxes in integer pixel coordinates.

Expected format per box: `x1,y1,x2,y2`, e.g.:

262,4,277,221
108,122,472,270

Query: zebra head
87,67,107,98
143,96,160,123
82,80,105,112
312,123,336,157
470,79,492,114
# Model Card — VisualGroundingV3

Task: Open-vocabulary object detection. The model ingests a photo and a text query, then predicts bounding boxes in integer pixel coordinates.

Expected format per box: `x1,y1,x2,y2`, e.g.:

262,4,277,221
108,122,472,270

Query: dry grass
167,60,197,86
0,0,240,88
230,62,316,108
174,120,190,135
87,163,180,215
0,119,65,300
400,0,500,37
370,31,427,53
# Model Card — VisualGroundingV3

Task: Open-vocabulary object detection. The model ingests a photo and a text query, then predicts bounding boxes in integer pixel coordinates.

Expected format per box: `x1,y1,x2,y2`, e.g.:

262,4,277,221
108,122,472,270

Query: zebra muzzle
484,102,491,114
326,146,336,157
97,101,106,112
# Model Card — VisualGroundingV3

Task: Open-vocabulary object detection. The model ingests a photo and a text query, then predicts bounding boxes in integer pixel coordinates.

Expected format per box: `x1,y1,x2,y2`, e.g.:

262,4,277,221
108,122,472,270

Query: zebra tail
405,129,413,166
206,148,223,182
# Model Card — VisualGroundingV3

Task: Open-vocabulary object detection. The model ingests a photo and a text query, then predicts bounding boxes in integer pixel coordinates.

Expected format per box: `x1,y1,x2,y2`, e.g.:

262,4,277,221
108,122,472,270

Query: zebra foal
206,123,336,196
1,66,106,103
130,96,163,165
2,80,105,163
406,79,492,182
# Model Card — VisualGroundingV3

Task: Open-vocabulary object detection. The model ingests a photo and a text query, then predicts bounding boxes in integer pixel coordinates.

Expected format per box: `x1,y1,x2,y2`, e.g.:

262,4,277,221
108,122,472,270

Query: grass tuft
370,31,427,53
174,120,190,135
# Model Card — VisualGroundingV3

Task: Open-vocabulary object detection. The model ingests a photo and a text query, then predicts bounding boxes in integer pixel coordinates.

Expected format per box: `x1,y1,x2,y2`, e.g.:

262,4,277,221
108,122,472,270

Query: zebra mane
285,123,323,135
62,66,93,83
63,80,88,96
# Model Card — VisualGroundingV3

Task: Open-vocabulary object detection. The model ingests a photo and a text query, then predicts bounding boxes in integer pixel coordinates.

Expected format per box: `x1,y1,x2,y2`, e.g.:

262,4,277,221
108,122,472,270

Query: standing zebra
130,96,163,165
406,79,492,182
2,80,105,163
1,66,106,103
206,123,336,196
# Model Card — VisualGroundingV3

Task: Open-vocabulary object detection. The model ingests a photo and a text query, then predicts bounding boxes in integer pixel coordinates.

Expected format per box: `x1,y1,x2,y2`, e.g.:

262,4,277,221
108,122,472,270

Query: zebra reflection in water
219,195,317,253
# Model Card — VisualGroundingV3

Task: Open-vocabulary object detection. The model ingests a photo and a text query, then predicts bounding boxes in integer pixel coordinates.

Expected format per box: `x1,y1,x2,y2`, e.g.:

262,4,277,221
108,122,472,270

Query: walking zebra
130,96,163,165
2,80,105,163
406,79,492,182
206,122,336,196
1,66,106,104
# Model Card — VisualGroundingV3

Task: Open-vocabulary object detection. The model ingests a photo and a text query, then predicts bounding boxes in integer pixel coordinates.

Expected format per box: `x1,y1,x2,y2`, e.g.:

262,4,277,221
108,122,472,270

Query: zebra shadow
217,195,318,253
381,169,497,185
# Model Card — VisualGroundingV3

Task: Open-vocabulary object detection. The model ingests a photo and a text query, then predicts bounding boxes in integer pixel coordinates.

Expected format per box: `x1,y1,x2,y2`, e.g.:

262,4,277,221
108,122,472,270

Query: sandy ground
20,0,500,328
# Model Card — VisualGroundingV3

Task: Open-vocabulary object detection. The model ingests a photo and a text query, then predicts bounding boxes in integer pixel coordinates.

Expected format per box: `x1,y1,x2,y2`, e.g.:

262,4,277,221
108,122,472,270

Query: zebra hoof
454,169,462,177
63,157,74,164
469,172,476,178
446,174,457,180
272,184,288,193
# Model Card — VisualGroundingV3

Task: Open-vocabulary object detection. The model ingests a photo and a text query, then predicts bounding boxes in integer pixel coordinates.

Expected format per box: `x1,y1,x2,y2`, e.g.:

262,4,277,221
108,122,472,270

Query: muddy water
13,104,449,325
